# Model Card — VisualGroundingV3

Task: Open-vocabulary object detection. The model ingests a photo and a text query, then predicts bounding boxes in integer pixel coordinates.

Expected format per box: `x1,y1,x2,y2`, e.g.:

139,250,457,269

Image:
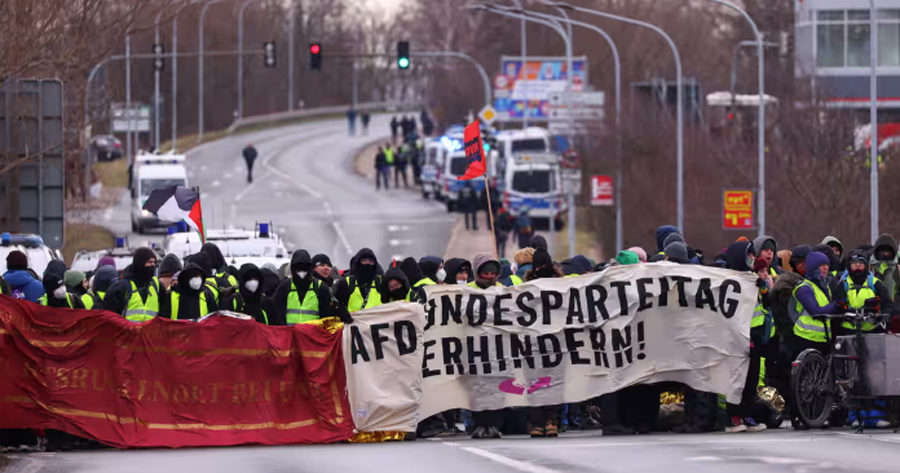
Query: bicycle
790,310,900,432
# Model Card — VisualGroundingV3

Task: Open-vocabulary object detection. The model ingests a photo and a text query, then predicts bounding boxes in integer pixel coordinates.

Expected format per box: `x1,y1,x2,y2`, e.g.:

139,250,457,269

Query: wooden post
483,175,500,262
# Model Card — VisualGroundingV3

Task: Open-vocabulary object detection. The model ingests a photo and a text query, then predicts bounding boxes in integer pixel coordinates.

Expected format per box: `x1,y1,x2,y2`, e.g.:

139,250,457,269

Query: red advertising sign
723,190,754,229
591,175,613,206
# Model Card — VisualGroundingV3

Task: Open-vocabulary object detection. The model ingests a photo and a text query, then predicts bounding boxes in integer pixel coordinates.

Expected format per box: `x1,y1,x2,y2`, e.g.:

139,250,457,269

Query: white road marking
263,160,323,199
224,172,233,179
211,180,221,188
685,457,721,462
457,445,560,473
323,202,334,217
233,181,256,202
389,239,411,247
387,225,410,232
332,222,352,255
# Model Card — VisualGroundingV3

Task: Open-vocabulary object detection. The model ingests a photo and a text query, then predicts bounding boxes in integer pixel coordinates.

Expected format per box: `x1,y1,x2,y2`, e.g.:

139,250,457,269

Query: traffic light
152,44,165,72
263,41,276,68
397,41,410,70
309,43,322,70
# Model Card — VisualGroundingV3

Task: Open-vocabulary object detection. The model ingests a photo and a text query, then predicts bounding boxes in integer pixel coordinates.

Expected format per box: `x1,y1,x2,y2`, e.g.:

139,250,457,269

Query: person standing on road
390,116,400,143
273,250,335,325
347,108,357,136
394,144,409,189
39,276,85,309
460,181,478,231
334,248,382,318
360,110,371,135
514,207,533,249
104,248,164,322
242,143,258,183
494,206,515,259
468,253,504,439
374,146,391,191
221,263,276,325
4,251,44,302
161,262,217,321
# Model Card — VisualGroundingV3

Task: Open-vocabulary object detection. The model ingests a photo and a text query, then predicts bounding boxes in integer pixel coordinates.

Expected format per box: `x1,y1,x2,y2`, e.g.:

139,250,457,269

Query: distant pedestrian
242,143,258,183
461,181,478,231
394,145,409,189
347,108,357,136
361,110,371,135
495,206,515,258
375,146,390,191
390,116,400,143
515,207,534,249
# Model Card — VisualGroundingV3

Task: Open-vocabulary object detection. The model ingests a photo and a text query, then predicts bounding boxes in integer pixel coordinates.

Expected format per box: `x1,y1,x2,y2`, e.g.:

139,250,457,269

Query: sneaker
743,417,767,433
851,420,860,428
530,424,545,438
876,420,892,428
487,426,503,439
726,416,747,433
471,426,488,439
545,421,559,438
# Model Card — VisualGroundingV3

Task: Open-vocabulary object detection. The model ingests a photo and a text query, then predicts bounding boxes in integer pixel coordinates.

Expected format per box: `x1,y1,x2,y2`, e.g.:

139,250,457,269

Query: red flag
458,120,487,181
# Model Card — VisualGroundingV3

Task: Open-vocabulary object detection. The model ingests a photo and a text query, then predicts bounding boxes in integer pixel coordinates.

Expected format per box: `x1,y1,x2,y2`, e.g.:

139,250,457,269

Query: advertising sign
591,175,613,206
723,190,754,230
493,56,588,121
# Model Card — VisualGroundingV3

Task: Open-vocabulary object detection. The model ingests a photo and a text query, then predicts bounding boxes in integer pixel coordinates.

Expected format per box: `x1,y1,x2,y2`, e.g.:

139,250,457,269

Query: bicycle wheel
791,350,833,428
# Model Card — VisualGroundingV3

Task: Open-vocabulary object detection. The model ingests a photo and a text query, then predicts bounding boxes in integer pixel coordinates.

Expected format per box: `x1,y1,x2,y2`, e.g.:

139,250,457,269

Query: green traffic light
398,57,410,69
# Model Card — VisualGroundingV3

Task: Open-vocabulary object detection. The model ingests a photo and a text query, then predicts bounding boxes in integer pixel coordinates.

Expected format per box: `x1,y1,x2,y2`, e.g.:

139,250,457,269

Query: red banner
0,295,353,448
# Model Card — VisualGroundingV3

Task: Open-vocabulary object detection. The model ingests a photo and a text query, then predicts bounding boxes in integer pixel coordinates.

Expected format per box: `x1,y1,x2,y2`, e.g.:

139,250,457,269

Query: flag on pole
142,186,206,242
458,120,487,181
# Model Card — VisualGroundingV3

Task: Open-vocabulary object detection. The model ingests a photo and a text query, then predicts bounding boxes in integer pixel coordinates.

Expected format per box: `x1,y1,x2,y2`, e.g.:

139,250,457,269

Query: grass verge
63,223,116,265
553,208,604,263
93,158,129,188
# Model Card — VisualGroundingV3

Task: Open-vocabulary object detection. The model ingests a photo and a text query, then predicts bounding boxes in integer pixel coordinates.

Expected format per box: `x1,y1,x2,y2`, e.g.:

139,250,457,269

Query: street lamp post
154,10,165,151
698,0,767,237
870,0,879,242
411,51,493,106
198,0,230,143
237,0,264,120
551,2,684,237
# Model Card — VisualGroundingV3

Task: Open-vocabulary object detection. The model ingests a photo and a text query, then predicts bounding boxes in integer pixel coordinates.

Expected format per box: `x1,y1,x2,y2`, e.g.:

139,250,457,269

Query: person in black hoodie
201,242,237,290
260,263,281,297
221,264,276,325
161,263,217,320
418,256,444,285
103,248,163,318
442,258,472,285
334,248,381,315
380,267,413,303
273,250,336,325
40,276,85,309
399,257,428,302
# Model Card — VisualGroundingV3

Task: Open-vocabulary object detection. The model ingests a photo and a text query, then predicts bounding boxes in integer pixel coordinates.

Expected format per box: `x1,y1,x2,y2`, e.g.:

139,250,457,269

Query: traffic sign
591,175,613,206
549,107,604,120
562,169,582,195
723,190,754,230
479,105,498,125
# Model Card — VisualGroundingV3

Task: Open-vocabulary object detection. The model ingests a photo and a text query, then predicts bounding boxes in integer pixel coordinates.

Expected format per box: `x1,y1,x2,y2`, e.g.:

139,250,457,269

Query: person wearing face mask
442,258,472,286
273,249,336,325
838,250,892,333
161,263,217,320
38,276,85,309
381,268,413,303
418,256,444,286
221,264,276,325
334,248,383,314
870,233,900,300
104,248,164,322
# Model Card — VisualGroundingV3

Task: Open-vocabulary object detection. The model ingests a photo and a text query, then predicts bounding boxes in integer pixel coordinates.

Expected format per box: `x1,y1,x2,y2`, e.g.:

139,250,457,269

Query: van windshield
512,139,546,153
511,170,553,193
141,179,186,198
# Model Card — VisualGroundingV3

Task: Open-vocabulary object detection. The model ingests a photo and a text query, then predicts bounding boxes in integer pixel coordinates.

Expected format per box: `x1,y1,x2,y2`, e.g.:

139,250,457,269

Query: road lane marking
457,445,560,473
263,160,322,199
332,221,352,255
211,180,221,188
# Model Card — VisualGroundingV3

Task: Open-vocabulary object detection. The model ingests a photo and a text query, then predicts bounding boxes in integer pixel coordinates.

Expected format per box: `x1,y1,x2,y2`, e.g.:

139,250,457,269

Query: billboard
723,190,753,230
494,56,588,121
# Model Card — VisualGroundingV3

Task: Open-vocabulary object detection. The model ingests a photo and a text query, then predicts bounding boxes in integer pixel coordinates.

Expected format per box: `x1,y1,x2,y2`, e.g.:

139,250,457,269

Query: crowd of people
3,224,900,450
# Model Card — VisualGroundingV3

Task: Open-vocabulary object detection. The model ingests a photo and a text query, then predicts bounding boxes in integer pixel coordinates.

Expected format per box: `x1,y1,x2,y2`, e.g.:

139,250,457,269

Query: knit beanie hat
63,270,85,289
752,257,769,273
626,246,648,263
615,250,640,266
514,247,535,266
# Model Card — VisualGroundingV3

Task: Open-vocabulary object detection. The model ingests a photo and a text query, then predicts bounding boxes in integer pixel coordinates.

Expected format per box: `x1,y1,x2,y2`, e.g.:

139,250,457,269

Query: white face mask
436,268,447,282
457,280,468,286
189,277,203,291
53,286,67,299
296,271,308,279
244,280,259,293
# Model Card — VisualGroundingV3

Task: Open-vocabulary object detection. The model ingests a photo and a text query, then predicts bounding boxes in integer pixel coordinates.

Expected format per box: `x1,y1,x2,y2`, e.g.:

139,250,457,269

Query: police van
70,237,162,273
421,133,462,200
502,152,565,229
0,233,63,275
131,152,189,234
162,223,289,269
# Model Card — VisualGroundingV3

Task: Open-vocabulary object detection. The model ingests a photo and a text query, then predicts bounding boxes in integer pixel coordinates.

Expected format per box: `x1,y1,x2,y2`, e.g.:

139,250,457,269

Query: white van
131,153,188,234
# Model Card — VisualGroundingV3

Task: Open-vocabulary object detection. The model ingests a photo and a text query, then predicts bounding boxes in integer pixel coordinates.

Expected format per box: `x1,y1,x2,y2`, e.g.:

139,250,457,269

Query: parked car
92,134,123,162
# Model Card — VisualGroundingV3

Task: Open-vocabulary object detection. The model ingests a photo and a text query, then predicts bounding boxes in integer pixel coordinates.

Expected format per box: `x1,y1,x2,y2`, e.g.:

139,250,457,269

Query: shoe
876,420,892,428
743,417,767,432
851,420,860,428
530,424,545,438
545,421,559,438
583,417,602,431
487,426,503,439
471,426,488,439
726,416,747,433
418,424,444,439
559,423,569,433
791,418,809,431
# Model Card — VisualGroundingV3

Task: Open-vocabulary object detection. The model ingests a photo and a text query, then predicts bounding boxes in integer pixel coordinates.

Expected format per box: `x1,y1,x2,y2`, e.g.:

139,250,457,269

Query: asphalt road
106,115,454,267
4,429,900,473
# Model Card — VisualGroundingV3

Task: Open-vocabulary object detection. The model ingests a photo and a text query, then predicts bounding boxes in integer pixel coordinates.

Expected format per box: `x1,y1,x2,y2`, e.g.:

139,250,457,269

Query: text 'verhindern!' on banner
346,263,756,422
0,296,354,448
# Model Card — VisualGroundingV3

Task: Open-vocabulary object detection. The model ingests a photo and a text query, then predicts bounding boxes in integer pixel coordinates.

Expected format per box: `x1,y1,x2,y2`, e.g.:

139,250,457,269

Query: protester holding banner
526,248,563,438
160,262,217,320
442,258,472,285
103,248,163,320
273,250,337,325
220,263,276,325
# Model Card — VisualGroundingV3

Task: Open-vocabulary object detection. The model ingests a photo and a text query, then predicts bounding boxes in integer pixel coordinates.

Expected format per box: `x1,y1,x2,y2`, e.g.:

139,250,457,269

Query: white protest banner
343,302,424,433
418,263,756,419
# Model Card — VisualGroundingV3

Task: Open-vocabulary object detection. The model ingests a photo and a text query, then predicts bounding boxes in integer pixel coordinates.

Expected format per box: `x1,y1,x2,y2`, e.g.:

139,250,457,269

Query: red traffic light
310,44,320,55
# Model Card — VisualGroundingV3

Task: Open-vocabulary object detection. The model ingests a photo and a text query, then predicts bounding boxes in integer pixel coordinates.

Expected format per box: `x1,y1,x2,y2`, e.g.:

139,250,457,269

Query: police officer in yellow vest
274,250,336,325
334,248,382,316
789,251,841,357
39,275,85,309
160,263,217,320
221,263,276,325
103,248,164,322
838,250,893,333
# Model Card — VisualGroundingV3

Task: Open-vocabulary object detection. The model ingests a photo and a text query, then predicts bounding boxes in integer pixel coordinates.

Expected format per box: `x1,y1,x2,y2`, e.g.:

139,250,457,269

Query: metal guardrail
226,101,422,133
